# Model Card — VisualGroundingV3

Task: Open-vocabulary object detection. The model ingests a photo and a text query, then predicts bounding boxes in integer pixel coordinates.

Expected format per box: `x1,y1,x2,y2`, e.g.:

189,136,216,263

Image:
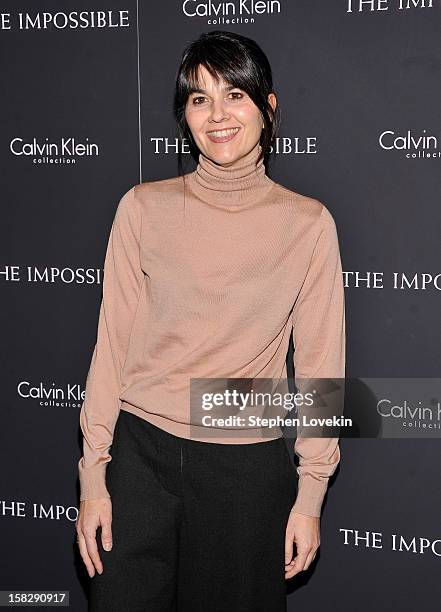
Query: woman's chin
202,143,246,166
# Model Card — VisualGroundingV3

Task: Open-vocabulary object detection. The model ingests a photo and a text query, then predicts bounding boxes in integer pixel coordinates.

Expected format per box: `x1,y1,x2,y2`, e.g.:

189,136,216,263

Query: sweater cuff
291,474,329,518
78,459,111,502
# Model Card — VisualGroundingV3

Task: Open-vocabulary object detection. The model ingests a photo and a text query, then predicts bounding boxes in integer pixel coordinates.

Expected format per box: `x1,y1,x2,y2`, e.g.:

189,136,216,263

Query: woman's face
184,64,276,166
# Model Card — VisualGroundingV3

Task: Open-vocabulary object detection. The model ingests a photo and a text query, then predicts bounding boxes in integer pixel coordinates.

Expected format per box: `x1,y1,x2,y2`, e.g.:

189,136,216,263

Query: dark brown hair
173,30,280,175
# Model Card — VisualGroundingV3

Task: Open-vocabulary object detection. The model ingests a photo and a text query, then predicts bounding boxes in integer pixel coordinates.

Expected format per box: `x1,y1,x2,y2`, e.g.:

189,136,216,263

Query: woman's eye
190,91,244,105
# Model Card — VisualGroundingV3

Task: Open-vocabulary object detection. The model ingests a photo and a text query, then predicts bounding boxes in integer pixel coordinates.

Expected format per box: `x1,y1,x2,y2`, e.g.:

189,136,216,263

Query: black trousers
89,409,298,612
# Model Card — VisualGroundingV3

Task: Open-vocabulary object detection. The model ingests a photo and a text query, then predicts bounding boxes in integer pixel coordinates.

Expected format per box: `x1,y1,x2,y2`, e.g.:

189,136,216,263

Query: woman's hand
284,508,320,579
76,498,113,578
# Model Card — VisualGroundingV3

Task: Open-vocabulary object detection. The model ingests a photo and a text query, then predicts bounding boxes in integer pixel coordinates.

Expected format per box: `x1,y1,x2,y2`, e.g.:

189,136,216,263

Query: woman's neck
188,141,274,208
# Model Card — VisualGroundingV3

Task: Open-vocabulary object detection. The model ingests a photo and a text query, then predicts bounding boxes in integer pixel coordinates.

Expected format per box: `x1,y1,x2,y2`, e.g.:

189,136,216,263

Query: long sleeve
78,185,145,501
290,204,346,517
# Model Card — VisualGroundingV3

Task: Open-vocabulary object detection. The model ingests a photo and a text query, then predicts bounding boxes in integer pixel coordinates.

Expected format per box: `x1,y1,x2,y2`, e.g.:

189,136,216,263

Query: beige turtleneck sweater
78,142,346,517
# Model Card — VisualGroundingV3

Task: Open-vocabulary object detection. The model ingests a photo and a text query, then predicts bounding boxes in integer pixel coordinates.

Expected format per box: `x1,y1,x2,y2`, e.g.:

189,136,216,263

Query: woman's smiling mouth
206,127,241,143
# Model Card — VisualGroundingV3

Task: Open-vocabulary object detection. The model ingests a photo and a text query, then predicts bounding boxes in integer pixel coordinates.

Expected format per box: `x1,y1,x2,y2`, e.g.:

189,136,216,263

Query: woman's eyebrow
189,84,236,95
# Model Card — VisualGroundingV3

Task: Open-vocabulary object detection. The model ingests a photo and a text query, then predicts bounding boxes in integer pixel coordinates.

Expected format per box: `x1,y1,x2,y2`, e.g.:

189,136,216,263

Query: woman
76,30,345,611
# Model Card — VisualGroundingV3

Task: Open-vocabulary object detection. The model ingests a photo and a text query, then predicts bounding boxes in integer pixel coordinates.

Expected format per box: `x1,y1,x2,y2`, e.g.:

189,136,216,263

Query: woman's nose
209,99,229,122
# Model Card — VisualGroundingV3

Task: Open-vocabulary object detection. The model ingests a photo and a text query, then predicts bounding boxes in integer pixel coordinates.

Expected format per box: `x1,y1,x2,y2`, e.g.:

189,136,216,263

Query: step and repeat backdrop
1,1,440,610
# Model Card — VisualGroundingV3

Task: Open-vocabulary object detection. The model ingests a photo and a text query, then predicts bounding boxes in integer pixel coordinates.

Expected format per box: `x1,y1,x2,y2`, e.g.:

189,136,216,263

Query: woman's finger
286,545,309,577
100,514,113,552
284,529,294,565
303,547,318,572
84,529,104,575
77,531,96,578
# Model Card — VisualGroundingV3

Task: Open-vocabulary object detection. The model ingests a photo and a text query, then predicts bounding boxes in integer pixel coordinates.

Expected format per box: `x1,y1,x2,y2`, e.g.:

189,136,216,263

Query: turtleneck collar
187,141,274,208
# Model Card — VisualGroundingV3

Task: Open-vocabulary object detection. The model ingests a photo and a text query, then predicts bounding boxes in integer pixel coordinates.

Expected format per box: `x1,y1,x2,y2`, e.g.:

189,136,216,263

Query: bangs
182,58,251,99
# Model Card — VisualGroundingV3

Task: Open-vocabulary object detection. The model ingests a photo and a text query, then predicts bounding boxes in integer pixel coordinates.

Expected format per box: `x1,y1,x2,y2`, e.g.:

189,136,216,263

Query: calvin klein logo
379,129,440,159
17,380,85,407
10,137,100,165
182,0,282,23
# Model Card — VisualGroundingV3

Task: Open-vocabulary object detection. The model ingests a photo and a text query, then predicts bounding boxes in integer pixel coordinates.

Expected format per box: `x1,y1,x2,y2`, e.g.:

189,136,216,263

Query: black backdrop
1,1,440,610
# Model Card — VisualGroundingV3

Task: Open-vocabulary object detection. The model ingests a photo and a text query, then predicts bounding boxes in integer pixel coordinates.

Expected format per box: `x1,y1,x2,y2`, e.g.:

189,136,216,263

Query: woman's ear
268,92,277,119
